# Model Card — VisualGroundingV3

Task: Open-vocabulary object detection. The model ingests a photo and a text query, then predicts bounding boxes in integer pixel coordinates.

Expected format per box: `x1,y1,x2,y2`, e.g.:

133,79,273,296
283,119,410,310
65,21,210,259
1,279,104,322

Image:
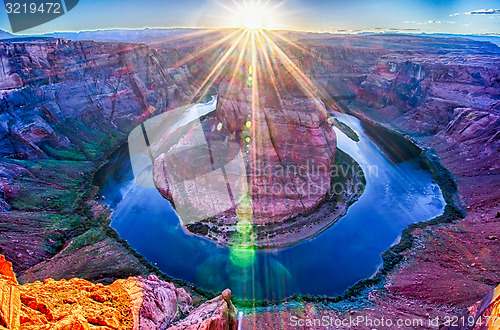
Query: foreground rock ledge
0,254,237,330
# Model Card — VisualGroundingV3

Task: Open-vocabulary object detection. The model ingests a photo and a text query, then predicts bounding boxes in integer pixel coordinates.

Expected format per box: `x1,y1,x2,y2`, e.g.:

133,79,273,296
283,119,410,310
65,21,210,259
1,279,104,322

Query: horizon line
1,26,499,38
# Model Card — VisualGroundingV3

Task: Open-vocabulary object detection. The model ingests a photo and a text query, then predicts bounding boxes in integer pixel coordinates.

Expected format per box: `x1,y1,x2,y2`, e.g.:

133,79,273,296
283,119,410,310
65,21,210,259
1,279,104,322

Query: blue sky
0,0,499,35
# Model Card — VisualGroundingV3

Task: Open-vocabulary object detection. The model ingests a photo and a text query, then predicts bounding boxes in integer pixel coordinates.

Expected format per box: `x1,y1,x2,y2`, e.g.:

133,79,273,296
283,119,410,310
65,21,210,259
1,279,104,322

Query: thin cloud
465,9,500,15
404,20,455,25
450,9,500,16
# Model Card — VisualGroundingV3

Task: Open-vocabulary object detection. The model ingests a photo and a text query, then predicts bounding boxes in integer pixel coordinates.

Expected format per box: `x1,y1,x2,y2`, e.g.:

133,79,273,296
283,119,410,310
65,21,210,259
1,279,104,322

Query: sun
213,0,286,31
242,11,264,30
231,1,281,30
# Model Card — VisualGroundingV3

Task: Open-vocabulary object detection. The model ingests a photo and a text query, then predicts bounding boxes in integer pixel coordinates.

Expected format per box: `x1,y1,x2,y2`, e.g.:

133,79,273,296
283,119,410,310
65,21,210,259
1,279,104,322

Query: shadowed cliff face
0,39,196,161
358,53,500,135
0,38,201,277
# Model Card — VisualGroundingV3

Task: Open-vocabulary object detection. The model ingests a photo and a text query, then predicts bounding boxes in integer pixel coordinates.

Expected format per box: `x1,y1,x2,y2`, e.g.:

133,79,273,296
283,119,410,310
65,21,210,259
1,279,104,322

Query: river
94,105,445,301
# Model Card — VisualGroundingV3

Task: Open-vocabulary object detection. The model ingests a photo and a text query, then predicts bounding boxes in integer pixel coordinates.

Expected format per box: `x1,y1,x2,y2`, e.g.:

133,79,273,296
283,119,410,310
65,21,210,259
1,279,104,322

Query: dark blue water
96,112,445,300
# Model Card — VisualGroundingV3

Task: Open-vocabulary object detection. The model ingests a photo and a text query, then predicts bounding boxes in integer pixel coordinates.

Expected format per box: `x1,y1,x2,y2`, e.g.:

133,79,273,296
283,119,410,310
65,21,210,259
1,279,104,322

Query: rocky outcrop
0,254,237,329
0,256,16,284
214,76,337,224
118,275,193,329
154,80,338,224
169,289,238,330
0,255,20,329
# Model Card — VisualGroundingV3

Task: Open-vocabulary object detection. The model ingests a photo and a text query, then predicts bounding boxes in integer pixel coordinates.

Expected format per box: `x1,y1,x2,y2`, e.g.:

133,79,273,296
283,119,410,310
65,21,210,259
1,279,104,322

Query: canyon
0,30,498,328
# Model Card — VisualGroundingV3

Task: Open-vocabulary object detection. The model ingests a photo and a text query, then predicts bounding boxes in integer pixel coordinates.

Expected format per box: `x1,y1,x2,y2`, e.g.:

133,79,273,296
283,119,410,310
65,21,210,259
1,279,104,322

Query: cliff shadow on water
360,120,423,165
93,143,135,208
